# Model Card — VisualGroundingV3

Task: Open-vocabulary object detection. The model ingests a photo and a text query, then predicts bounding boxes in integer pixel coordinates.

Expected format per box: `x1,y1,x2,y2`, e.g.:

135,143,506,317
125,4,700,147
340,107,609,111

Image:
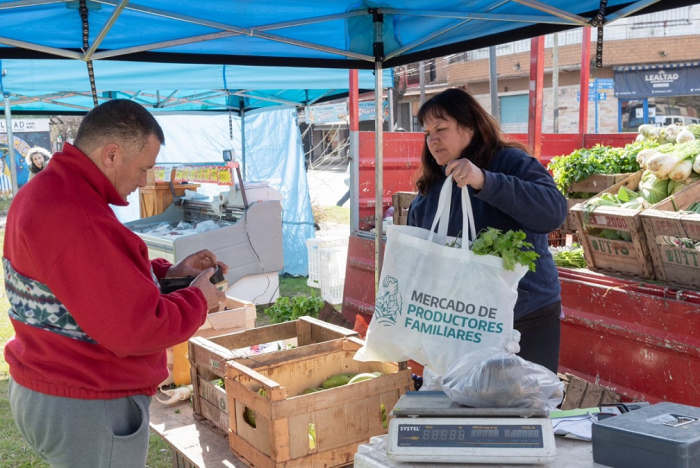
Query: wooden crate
640,181,700,289
571,171,655,279
558,373,622,410
392,191,417,226
196,295,256,339
188,317,359,435
562,173,631,234
225,337,412,468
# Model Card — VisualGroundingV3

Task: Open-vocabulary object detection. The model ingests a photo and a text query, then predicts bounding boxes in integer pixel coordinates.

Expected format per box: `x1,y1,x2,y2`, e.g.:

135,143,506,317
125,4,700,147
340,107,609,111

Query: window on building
499,94,529,133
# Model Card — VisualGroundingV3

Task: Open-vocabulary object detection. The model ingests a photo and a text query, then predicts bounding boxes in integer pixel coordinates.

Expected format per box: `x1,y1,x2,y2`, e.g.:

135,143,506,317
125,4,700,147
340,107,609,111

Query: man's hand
167,249,230,278
190,268,226,311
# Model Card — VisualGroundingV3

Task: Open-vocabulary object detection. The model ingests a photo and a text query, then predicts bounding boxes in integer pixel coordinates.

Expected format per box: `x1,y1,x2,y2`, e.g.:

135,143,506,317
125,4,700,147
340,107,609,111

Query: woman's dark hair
415,88,529,194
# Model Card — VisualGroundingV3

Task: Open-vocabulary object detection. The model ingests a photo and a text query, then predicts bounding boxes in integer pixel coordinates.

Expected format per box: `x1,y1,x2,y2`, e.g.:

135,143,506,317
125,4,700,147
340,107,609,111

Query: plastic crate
320,246,347,305
305,237,348,288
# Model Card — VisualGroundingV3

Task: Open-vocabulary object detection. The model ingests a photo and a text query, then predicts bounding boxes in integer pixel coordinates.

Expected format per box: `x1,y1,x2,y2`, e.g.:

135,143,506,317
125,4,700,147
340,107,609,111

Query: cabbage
668,173,700,195
637,170,669,204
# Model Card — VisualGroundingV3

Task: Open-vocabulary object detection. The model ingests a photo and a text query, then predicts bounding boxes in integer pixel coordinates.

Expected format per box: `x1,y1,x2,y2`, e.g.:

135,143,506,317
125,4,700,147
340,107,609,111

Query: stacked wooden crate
188,317,359,434
392,192,417,226
188,317,412,468
570,171,655,279
640,183,700,289
562,173,630,234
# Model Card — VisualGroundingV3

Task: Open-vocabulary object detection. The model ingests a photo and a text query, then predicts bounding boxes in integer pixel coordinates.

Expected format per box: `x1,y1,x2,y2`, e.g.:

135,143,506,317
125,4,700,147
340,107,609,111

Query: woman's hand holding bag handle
427,175,476,249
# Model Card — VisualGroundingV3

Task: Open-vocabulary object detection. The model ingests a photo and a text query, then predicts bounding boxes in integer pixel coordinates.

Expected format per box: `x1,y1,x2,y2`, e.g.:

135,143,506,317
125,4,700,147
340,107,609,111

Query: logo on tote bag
375,276,402,326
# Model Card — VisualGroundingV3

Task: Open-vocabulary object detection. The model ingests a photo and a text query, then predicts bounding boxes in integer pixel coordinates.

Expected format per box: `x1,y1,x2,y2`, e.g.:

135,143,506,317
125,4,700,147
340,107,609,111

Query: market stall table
151,396,609,468
149,396,248,468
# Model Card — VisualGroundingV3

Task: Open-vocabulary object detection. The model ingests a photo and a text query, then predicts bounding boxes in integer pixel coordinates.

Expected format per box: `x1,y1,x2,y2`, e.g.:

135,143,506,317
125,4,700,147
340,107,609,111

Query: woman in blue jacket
407,88,567,373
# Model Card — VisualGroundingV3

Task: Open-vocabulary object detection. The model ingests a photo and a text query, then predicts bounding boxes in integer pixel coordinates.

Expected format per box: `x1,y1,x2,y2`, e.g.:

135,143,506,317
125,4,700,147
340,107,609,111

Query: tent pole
240,108,246,180
3,94,19,196
372,9,385,293
349,70,359,233
374,64,384,292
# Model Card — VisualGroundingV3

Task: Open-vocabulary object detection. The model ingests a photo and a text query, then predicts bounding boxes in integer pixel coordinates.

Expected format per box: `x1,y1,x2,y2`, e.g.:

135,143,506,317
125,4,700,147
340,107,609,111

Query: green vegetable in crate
242,387,268,428
637,170,669,204
380,403,388,429
676,128,695,144
309,423,317,449
302,387,324,394
551,245,586,269
321,373,357,389
547,142,651,195
347,373,379,384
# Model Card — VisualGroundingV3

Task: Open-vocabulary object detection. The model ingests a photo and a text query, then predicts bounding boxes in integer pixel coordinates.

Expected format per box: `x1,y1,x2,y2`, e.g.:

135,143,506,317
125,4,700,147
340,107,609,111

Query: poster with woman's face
0,131,50,188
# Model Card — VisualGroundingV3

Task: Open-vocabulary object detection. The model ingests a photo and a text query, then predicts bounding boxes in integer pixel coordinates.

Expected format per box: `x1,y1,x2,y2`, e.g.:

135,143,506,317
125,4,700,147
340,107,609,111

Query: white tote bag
354,176,529,376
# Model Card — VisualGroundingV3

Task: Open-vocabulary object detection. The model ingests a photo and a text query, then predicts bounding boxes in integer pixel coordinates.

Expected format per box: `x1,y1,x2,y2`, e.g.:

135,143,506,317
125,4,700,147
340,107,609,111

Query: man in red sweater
4,99,227,467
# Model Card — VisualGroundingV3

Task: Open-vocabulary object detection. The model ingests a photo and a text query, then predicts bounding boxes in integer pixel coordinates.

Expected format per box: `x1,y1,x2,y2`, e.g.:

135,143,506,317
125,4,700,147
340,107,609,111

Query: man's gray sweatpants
8,377,151,468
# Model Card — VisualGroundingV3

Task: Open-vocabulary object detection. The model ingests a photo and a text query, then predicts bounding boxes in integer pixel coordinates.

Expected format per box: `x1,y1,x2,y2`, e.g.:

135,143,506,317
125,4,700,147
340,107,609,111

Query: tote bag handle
427,175,476,249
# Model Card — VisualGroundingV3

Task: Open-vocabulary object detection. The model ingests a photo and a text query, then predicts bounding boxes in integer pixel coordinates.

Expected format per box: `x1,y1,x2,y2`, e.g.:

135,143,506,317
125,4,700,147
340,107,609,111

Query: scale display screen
397,423,544,448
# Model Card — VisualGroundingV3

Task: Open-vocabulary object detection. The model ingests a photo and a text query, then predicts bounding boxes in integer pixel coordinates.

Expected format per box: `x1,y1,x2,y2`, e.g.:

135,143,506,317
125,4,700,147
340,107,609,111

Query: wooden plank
209,321,298,351
233,340,345,370
569,173,629,193
579,384,605,408
198,396,230,434
560,374,587,410
149,396,248,468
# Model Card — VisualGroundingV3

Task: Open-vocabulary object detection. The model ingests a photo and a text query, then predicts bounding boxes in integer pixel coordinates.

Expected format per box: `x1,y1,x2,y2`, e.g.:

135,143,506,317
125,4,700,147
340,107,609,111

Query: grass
0,225,323,467
312,204,350,226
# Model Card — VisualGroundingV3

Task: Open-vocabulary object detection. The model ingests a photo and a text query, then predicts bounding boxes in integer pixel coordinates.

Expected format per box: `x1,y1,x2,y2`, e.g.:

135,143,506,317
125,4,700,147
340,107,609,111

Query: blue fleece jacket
407,147,567,320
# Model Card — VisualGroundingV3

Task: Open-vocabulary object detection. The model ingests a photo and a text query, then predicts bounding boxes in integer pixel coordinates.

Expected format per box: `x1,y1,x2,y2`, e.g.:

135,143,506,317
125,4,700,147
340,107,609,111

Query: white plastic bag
442,347,565,411
354,176,528,376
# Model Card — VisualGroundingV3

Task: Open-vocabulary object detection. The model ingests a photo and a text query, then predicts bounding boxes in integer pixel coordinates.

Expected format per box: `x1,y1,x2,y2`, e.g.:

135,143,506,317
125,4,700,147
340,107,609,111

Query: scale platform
385,392,556,465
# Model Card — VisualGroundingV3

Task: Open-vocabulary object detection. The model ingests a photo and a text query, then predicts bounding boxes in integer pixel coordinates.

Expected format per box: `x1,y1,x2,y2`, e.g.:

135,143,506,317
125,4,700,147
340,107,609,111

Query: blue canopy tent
0,58,392,277
0,59,389,113
0,0,694,282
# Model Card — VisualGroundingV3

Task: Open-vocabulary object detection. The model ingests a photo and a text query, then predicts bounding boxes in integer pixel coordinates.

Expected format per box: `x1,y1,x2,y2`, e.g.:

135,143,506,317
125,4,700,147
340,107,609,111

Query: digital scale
385,392,556,465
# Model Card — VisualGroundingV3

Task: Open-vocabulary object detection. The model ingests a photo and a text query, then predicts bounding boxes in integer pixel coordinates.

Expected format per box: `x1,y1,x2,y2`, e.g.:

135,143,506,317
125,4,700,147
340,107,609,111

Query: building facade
394,5,700,135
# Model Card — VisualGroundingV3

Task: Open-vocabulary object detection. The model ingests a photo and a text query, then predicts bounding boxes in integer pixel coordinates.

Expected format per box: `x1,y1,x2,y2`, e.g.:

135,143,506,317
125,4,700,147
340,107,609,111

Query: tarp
112,107,314,276
0,1,693,69
0,59,392,113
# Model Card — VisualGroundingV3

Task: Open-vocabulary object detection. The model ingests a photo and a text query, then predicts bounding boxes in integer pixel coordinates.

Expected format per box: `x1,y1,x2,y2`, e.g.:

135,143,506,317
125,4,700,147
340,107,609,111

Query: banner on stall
154,164,234,185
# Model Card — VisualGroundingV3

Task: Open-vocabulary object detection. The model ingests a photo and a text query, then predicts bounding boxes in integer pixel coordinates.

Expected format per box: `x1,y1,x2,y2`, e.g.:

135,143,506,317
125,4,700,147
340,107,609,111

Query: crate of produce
570,171,656,279
187,317,359,435
305,237,348,288
392,191,417,226
640,182,700,289
562,174,631,233
225,336,412,468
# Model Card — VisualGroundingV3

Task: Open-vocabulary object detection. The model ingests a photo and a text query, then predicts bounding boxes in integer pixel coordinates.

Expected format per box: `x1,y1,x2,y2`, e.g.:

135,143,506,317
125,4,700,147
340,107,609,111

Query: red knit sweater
3,143,208,399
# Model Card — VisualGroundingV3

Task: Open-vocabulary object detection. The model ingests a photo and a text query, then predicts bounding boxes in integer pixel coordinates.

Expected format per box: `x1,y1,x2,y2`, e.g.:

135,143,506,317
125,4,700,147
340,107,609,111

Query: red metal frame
527,36,544,160
579,27,592,135
559,268,700,405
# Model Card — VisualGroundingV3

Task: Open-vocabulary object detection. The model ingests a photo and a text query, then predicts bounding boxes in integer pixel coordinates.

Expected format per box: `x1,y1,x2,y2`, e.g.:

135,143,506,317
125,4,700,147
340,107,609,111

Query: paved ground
306,156,349,208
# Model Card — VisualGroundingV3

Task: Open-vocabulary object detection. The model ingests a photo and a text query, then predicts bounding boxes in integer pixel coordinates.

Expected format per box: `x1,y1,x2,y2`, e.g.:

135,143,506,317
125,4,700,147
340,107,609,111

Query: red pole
579,27,592,138
527,36,544,161
349,70,359,131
